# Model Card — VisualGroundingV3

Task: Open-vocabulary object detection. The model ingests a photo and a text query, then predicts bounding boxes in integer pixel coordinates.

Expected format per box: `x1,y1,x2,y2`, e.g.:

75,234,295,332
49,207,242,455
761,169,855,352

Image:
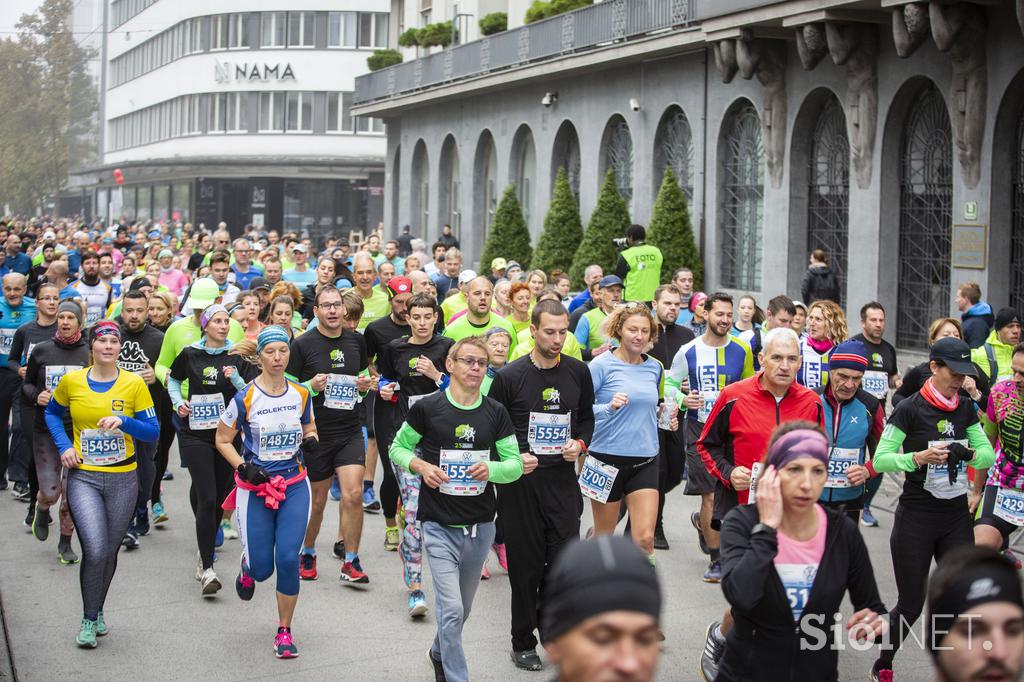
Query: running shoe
58,536,79,565
0,478,8,491
653,527,670,551
362,486,382,513
408,590,428,618
236,555,256,601
333,540,346,559
339,560,369,585
162,470,174,481
691,511,710,555
274,629,299,659
481,562,490,580
11,481,30,501
702,560,722,583
1005,548,1022,570
299,553,318,581
492,543,508,571
869,660,894,682
135,508,150,537
200,568,222,597
152,501,168,525
215,523,224,548
699,622,725,682
32,506,52,542
384,526,400,551
122,528,140,550
76,618,98,649
861,507,879,527
428,650,445,682
329,476,341,501
511,648,544,671
95,611,107,636
220,519,238,540
23,503,34,532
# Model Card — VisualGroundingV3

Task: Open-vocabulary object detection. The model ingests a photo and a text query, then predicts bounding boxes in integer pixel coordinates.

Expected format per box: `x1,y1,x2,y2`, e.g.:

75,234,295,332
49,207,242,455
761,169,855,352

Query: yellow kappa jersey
51,368,156,473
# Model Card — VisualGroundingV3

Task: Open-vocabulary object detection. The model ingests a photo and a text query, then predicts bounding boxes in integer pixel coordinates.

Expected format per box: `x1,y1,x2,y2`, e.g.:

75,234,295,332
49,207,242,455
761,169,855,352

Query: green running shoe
96,611,108,637
76,619,97,649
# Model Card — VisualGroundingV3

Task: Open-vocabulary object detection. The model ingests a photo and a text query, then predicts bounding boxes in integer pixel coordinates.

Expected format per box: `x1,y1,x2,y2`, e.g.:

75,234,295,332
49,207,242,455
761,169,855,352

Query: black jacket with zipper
717,503,886,682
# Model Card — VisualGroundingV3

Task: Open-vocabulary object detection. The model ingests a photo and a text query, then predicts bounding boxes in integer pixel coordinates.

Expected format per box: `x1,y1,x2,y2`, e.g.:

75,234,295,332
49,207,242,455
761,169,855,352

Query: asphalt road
0,452,939,681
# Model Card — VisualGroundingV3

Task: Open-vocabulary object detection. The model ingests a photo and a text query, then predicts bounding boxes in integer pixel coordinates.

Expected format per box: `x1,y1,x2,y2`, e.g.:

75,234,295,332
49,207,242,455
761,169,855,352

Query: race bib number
747,462,764,505
323,374,358,410
45,365,81,391
528,412,570,455
776,563,818,622
994,488,1024,526
697,389,719,423
802,358,822,389
0,329,14,356
578,456,619,503
80,428,127,466
439,449,489,496
825,448,861,489
862,371,889,400
86,307,103,325
189,393,224,431
258,425,302,461
924,439,969,499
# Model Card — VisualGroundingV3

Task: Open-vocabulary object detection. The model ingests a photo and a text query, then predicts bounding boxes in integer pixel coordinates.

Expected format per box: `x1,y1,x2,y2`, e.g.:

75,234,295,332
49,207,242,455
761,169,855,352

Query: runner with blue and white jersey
216,325,316,660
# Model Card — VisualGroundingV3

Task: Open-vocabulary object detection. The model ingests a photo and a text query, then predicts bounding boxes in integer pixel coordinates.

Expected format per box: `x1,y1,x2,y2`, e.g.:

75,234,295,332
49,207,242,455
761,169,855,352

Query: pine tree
532,167,583,275
569,170,631,286
480,185,533,271
647,168,703,289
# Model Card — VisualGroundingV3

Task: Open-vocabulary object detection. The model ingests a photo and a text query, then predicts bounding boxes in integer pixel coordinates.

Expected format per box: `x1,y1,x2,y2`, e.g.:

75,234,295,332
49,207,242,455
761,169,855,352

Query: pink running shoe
274,629,299,659
492,543,508,571
481,562,490,580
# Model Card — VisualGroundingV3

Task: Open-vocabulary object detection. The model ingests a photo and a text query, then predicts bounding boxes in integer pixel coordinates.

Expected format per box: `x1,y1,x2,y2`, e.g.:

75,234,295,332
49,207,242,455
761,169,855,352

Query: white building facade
73,0,390,240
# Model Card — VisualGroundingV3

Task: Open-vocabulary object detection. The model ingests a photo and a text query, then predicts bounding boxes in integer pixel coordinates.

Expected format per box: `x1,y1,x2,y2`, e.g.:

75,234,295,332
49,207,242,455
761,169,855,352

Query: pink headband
765,429,829,469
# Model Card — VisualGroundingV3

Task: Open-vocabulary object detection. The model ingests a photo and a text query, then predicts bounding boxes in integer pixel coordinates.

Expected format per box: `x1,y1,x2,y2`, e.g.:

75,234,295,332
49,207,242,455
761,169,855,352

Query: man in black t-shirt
850,301,900,528
389,336,523,682
490,300,595,671
286,285,373,585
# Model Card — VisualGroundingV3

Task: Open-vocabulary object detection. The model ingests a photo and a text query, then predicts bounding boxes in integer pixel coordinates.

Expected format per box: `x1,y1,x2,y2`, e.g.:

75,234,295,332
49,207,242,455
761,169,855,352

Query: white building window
328,12,357,47
287,12,315,48
259,92,286,131
359,14,388,48
326,92,353,132
285,92,313,132
261,12,286,48
213,14,249,50
211,93,248,132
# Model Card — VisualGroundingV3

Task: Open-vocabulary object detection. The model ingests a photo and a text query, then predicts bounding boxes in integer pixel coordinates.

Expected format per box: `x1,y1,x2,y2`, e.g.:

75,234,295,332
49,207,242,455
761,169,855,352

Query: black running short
305,432,365,482
586,452,659,503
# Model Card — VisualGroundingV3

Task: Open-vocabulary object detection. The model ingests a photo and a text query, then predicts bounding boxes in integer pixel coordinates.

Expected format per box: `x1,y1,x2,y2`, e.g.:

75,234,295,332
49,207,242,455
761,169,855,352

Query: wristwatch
750,523,777,538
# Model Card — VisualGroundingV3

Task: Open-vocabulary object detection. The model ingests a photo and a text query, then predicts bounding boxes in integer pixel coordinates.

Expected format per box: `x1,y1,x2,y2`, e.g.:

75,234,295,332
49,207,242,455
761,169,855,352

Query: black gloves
237,461,269,486
946,442,973,485
300,436,319,458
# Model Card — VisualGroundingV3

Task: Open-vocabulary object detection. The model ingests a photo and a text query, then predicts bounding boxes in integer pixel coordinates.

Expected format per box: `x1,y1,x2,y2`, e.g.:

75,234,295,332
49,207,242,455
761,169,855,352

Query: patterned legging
394,461,422,589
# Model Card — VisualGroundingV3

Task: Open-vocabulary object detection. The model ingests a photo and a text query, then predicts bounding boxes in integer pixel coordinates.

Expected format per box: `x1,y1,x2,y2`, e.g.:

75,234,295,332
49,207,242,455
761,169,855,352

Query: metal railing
355,0,707,105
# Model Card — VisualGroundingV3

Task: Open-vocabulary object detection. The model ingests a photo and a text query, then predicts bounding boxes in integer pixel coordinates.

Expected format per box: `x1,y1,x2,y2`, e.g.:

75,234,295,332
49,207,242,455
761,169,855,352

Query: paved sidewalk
0,455,936,680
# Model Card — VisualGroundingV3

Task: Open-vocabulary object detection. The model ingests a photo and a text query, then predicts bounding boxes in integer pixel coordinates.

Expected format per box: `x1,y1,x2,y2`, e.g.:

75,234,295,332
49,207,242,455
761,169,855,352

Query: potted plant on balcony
367,49,403,71
479,12,508,36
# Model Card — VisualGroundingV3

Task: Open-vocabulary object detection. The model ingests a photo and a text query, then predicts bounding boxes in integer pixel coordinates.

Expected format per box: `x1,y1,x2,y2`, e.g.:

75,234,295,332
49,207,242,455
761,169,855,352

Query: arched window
411,140,429,236
601,115,633,200
551,121,581,202
1012,111,1024,312
391,145,401,232
511,126,536,228
473,131,498,235
807,96,850,305
653,107,694,204
897,84,952,349
719,101,764,290
439,136,460,237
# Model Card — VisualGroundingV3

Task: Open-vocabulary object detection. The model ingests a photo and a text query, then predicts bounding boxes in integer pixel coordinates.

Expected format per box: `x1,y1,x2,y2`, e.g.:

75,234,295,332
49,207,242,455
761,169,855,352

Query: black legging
656,427,685,533
373,402,400,519
877,503,973,667
151,398,176,506
180,434,233,570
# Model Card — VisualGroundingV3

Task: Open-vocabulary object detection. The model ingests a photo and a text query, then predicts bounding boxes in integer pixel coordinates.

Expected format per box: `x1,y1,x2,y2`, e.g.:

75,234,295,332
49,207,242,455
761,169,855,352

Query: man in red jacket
696,326,824,682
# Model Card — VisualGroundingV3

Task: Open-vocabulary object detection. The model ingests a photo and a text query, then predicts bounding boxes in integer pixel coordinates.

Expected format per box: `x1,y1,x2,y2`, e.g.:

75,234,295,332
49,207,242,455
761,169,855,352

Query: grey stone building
354,0,1024,350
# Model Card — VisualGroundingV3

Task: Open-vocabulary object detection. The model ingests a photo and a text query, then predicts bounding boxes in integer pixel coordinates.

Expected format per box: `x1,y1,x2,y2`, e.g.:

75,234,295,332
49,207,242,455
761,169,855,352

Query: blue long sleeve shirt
588,351,664,458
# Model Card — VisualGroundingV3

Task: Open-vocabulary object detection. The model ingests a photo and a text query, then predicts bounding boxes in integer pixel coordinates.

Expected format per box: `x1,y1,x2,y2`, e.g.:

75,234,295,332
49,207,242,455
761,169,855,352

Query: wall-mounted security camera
629,98,640,111
541,92,558,107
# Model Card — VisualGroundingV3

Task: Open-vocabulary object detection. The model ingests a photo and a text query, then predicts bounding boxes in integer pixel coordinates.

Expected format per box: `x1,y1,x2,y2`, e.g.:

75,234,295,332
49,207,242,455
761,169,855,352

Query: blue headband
257,325,290,353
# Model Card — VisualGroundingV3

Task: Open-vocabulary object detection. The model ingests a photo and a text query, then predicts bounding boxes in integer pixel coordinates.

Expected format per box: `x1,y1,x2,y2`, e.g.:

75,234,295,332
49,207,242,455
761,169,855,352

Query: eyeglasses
454,356,488,368
317,302,343,310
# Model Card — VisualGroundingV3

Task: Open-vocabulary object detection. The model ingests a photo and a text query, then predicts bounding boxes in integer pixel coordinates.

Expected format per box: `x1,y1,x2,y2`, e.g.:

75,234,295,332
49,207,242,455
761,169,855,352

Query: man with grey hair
230,237,262,290
0,272,36,496
567,264,604,314
695,324,824,681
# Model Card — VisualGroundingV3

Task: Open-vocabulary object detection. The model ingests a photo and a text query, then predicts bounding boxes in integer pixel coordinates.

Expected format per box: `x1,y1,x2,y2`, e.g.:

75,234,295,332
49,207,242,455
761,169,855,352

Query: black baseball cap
930,337,977,376
249,277,270,292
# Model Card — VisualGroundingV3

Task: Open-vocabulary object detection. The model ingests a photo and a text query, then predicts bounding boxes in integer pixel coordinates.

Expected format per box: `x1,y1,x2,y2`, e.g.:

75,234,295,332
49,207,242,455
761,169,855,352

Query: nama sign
215,61,296,83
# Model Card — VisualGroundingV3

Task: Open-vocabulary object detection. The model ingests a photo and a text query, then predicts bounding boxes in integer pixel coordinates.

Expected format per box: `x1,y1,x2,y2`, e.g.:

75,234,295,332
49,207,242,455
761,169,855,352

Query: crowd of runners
0,216,1021,681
